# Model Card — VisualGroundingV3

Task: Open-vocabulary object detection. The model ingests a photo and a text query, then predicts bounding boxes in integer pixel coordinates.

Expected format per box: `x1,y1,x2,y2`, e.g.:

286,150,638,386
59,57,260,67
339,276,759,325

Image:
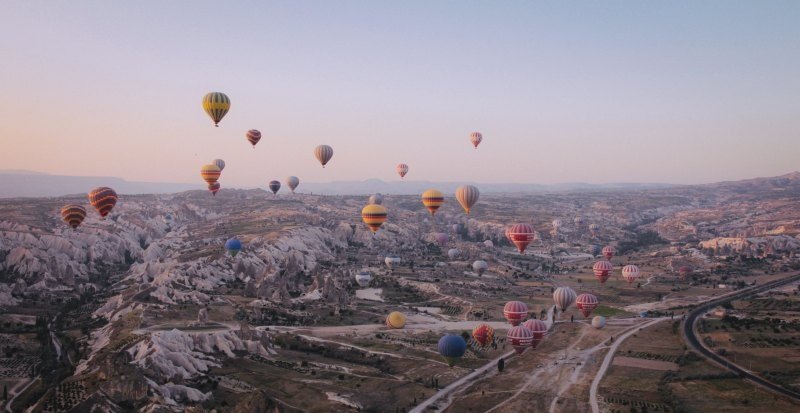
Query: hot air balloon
452,223,460,233
225,238,242,257
201,164,221,185
212,159,226,171
469,132,483,149
314,145,334,168
622,265,641,284
678,265,693,279
202,92,230,127
385,256,401,269
447,248,460,259
573,216,584,227
483,240,494,248
361,204,387,233
553,287,577,311
589,245,602,256
508,223,535,253
438,335,467,367
268,180,281,195
286,176,300,193
369,193,384,205
552,219,563,229
591,316,606,329
471,324,495,347
593,260,613,284
503,301,528,326
246,129,261,148
208,182,221,196
455,185,479,214
522,319,548,348
434,232,449,246
61,204,86,229
396,163,409,179
355,270,372,287
507,326,534,354
589,223,599,235
421,189,444,215
87,187,118,218
602,246,616,260
576,293,599,318
386,311,406,329
472,260,488,275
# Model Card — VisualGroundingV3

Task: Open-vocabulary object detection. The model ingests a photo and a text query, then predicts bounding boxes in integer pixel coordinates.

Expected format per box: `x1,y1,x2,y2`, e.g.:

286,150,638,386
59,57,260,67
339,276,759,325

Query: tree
498,358,505,372
3,384,7,401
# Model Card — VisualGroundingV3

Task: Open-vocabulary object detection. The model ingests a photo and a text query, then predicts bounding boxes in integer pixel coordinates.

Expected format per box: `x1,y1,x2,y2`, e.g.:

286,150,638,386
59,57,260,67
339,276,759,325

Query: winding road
681,272,800,403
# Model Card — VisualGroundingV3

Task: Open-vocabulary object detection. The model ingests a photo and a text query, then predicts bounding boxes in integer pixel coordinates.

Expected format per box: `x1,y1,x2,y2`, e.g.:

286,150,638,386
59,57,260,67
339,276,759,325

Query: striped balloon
574,216,584,226
208,182,221,196
421,189,444,215
87,187,118,218
202,92,230,127
200,164,221,185
438,335,467,367
386,311,406,329
553,287,576,311
470,131,483,149
471,323,494,347
602,245,616,260
508,223,535,253
246,129,261,148
314,145,334,167
622,265,641,284
361,204,387,233
286,176,300,193
552,219,562,229
507,325,534,354
576,293,599,318
593,260,613,284
589,223,599,232
268,180,281,195
455,185,479,214
212,159,225,171
396,163,409,178
503,301,528,326
60,204,87,229
368,193,384,205
522,319,548,348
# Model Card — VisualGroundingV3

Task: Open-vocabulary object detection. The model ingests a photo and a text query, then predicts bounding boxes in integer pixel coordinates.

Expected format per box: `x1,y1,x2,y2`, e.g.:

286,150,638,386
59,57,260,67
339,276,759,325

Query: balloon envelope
438,335,467,366
286,176,300,193
455,185,479,214
314,145,334,167
386,311,406,329
202,92,230,126
225,238,242,257
61,204,87,229
87,187,118,218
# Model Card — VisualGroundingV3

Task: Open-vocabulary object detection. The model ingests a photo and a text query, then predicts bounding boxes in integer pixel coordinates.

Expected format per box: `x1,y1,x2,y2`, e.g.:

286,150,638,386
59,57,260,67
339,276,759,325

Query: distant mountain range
0,170,796,198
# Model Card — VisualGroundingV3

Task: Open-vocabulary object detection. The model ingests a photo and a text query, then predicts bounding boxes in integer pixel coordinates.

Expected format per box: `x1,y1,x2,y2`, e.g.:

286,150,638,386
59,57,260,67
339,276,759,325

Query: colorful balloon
212,159,226,171
438,335,467,367
622,265,641,284
471,324,495,347
268,180,281,195
208,182,221,196
355,270,372,287
61,204,86,229
592,316,606,329
361,204,387,233
522,319,548,348
201,164,221,185
314,145,334,168
87,187,118,218
369,193,384,205
202,92,230,127
553,287,577,311
602,245,616,260
593,260,613,284
396,163,409,179
589,223,599,234
286,176,300,193
469,132,483,149
552,219,563,229
508,223,535,253
421,189,444,215
573,216,584,226
455,185,479,214
225,238,242,257
576,293,599,317
503,301,528,326
386,311,406,329
472,260,488,275
507,325,534,354
246,129,261,148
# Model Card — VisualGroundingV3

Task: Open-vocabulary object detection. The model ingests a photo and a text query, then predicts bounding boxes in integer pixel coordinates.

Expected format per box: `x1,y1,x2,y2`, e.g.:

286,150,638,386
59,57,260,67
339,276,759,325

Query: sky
1,1,799,187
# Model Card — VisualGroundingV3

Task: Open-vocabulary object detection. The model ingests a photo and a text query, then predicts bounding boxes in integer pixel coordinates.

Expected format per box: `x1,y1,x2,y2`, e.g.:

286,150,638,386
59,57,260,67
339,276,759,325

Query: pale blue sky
1,1,798,186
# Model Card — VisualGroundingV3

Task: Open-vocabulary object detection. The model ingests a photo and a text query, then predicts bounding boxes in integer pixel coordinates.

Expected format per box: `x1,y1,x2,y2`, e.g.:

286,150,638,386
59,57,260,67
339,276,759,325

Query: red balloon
507,223,535,253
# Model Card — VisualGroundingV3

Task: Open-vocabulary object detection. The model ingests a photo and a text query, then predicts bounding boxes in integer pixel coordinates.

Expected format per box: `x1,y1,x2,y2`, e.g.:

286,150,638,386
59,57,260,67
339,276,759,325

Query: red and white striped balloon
396,163,409,178
622,265,641,284
593,260,613,284
507,325,533,354
522,319,548,348
503,301,528,326
576,293,599,317
507,223,535,253
469,132,483,149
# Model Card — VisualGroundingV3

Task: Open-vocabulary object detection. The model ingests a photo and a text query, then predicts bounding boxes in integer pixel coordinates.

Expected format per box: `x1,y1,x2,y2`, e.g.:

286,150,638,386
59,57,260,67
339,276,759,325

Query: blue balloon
438,335,467,366
225,238,242,257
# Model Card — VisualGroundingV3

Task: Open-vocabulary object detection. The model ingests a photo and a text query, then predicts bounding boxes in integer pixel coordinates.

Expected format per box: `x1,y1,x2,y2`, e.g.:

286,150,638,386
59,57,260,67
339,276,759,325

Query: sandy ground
355,288,384,302
612,356,678,371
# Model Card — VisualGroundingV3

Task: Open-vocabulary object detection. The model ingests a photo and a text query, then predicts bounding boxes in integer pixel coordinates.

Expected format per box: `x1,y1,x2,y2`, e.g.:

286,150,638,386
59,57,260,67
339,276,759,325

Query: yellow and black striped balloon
201,164,221,185
87,187,118,218
60,204,87,229
202,92,230,127
361,204,387,233
421,189,444,215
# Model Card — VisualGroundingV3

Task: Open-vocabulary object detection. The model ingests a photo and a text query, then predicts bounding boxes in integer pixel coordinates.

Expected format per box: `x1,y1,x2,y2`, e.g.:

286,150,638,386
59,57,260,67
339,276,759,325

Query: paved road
589,318,667,413
682,273,800,403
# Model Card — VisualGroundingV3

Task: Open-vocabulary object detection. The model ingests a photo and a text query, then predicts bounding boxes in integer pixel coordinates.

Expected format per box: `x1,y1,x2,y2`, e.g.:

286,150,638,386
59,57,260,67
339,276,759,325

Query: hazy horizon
2,1,799,187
